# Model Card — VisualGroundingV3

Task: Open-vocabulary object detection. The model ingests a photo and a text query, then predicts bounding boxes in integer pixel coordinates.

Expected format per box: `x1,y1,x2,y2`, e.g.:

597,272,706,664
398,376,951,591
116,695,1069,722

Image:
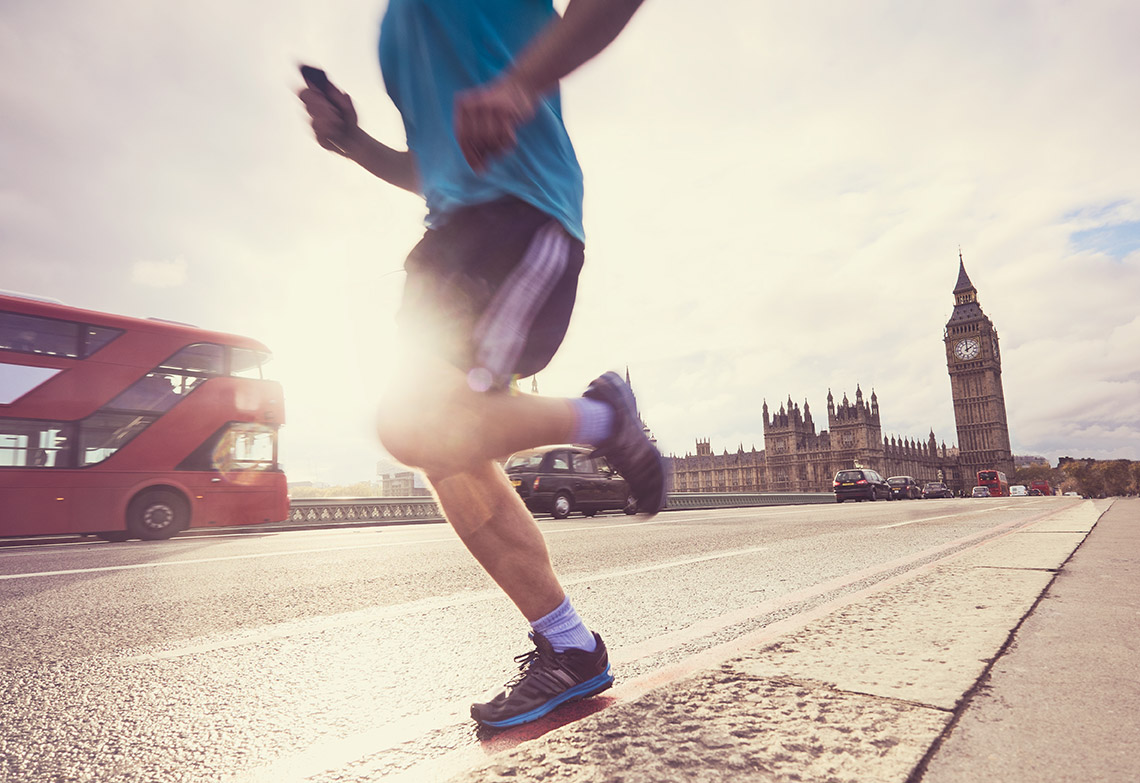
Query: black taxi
505,445,637,519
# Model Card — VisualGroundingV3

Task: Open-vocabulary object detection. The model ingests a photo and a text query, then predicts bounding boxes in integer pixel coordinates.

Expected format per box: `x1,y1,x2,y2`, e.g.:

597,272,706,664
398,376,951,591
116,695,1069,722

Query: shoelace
505,646,545,687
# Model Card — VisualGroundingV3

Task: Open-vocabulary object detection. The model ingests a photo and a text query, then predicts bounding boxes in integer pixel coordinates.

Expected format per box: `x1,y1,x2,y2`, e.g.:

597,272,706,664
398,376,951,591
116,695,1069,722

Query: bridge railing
287,491,833,525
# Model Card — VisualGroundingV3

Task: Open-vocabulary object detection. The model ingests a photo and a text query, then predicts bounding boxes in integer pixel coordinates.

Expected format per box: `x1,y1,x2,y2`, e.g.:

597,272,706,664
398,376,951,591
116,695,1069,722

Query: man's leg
428,460,564,622
376,357,576,474
429,459,613,729
378,358,665,515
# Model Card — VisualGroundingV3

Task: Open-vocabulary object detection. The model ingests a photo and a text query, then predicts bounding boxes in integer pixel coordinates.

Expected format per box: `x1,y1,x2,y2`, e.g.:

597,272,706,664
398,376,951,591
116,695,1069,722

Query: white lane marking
0,511,736,580
226,702,474,783
0,538,466,581
877,506,1005,529
122,543,770,662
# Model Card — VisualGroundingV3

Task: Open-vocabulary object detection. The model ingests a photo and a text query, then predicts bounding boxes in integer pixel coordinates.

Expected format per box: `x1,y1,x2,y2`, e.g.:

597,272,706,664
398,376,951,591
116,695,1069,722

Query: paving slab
947,531,1088,570
732,565,1052,710
1018,501,1102,533
921,498,1139,783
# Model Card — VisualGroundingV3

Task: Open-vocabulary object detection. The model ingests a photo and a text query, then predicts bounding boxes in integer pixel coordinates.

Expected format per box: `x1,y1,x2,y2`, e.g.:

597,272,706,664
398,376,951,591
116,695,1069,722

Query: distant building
944,252,1014,479
287,480,329,490
1014,455,1050,469
379,471,432,497
1057,456,1096,470
670,254,1012,494
669,387,961,493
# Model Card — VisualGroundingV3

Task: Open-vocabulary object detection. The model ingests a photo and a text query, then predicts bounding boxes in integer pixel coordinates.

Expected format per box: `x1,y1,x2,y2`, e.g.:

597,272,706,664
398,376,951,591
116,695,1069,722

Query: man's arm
299,79,420,194
454,0,645,171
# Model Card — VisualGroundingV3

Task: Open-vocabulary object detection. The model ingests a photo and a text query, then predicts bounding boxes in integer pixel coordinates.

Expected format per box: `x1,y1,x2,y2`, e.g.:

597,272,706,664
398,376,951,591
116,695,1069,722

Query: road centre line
234,507,1054,783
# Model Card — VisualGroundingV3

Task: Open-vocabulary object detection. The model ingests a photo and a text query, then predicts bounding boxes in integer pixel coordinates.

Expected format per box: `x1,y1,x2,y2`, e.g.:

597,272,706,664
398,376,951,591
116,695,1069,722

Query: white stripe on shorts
472,220,570,386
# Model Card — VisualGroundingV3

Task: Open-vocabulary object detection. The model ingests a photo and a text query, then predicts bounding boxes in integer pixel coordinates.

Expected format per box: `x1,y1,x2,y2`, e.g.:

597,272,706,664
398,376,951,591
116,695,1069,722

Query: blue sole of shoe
475,667,614,728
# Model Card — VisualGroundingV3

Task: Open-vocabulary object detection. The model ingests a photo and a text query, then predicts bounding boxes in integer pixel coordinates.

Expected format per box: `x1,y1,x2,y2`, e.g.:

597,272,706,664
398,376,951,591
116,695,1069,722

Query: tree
1103,460,1134,497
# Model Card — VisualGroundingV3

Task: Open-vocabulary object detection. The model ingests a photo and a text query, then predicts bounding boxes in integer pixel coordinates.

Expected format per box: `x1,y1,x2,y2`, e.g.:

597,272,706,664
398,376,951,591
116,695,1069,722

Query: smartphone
300,65,334,97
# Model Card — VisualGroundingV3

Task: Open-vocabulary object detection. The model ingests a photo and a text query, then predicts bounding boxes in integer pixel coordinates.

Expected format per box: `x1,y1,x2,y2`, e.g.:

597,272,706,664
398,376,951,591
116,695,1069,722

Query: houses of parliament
668,256,1015,494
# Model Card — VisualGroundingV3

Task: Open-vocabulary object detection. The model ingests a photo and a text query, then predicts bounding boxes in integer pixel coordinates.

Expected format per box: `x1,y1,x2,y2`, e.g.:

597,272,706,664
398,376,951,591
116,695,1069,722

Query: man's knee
376,401,438,471
376,393,478,475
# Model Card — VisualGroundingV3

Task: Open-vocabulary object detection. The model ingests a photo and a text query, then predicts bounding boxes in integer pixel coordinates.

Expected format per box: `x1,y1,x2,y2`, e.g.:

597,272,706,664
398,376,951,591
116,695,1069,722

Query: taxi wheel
550,492,573,520
623,494,638,515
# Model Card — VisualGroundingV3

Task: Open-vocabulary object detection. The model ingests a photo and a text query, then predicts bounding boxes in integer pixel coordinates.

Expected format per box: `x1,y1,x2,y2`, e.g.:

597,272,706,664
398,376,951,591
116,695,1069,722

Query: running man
298,0,662,728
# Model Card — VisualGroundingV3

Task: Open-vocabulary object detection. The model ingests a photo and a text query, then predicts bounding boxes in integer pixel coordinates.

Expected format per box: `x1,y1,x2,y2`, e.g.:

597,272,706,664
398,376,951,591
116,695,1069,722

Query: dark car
887,475,922,500
833,469,891,502
505,445,637,519
922,482,954,499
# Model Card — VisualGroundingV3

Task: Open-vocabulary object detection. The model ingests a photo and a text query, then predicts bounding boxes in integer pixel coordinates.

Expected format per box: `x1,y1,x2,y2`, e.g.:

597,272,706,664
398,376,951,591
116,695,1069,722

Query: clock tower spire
945,252,1013,483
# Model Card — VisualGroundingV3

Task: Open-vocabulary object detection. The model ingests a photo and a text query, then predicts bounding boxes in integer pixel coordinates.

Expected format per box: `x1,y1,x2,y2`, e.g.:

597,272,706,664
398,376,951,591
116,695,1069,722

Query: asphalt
448,498,1138,783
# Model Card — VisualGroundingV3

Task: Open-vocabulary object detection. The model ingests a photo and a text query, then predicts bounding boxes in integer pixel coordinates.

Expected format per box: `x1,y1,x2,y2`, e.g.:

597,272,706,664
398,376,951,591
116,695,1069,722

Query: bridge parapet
288,497,443,524
287,492,833,525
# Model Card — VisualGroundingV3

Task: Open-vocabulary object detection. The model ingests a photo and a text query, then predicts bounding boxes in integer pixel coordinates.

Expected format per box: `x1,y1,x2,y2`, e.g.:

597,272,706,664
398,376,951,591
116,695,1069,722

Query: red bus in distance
976,469,1010,497
0,292,288,540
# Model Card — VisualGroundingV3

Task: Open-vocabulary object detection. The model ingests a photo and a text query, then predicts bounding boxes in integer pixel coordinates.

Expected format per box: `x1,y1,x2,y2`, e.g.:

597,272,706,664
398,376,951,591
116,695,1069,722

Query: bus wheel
127,489,188,540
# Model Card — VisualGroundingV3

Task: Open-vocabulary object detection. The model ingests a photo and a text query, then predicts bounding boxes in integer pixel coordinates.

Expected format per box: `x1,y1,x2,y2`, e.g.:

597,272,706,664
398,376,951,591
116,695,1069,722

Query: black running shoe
583,371,667,515
470,632,614,728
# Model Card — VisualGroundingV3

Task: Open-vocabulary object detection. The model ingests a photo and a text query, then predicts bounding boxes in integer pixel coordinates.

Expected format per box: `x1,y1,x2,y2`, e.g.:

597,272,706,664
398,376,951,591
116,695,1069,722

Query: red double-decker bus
1,292,287,540
977,469,1010,497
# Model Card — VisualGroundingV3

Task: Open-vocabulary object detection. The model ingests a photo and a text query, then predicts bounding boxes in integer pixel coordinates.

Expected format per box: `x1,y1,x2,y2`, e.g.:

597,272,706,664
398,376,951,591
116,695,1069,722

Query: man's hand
454,76,537,172
298,75,360,157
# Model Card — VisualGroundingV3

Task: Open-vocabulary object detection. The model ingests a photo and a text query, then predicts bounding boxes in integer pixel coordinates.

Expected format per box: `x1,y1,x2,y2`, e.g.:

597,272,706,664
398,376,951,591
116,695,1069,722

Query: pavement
449,498,1139,783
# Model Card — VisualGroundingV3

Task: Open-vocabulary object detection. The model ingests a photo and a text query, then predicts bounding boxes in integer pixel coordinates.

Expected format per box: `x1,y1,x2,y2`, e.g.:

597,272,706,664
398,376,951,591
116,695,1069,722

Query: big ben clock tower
945,252,1013,481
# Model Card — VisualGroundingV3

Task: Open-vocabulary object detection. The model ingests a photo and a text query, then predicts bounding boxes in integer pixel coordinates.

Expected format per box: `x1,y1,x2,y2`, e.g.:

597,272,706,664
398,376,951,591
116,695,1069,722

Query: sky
2,0,1139,485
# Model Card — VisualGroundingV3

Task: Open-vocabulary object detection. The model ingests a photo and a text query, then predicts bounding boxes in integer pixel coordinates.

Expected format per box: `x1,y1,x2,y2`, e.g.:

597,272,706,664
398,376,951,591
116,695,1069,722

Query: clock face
954,338,980,360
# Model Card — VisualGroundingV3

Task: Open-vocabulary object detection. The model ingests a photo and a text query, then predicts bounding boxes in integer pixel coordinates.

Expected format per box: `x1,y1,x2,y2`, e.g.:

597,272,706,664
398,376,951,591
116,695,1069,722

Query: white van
1010,485,1028,496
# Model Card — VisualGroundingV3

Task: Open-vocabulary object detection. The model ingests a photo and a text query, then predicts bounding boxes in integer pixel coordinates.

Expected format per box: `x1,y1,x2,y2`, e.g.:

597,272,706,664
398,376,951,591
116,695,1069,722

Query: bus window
0,363,63,404
0,311,80,357
82,325,123,357
216,423,276,472
0,418,72,468
178,422,278,473
79,412,157,466
230,347,269,379
160,343,225,376
105,372,200,413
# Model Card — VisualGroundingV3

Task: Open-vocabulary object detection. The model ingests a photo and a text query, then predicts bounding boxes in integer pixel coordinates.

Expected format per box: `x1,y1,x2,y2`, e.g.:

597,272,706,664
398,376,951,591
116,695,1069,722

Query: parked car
1010,484,1028,496
887,476,922,500
971,486,992,498
833,469,891,502
922,482,954,499
505,445,636,519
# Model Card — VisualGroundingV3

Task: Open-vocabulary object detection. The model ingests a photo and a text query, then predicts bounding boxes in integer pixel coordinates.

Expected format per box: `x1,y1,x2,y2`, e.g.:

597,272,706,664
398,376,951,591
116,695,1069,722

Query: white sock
569,397,614,446
530,596,597,653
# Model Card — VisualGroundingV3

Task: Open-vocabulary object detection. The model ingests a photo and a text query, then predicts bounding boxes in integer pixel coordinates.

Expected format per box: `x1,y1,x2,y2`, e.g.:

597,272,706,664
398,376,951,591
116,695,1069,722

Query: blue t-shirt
379,0,585,241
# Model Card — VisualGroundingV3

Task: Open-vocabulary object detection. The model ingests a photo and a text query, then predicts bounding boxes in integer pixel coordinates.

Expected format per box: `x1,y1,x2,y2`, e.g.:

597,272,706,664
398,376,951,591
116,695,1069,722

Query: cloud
130,258,188,289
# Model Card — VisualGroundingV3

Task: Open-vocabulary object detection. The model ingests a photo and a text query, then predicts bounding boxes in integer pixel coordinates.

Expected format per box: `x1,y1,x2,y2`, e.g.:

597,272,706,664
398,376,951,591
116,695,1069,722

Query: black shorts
397,197,585,390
